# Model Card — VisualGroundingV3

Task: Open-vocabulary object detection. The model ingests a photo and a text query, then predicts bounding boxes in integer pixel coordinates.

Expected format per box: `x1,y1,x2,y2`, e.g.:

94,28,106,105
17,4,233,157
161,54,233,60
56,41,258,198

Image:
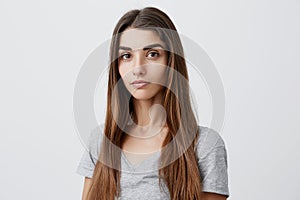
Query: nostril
132,65,146,76
133,69,146,76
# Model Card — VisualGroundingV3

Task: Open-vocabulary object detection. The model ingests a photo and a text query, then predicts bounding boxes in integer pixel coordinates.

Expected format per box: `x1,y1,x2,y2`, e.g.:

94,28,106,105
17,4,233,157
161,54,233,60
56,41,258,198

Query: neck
132,91,166,128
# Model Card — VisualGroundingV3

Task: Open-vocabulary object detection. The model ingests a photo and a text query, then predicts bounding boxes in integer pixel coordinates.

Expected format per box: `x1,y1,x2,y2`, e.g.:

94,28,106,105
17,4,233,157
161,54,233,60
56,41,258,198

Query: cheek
118,64,132,90
118,62,124,76
148,65,168,80
118,63,130,78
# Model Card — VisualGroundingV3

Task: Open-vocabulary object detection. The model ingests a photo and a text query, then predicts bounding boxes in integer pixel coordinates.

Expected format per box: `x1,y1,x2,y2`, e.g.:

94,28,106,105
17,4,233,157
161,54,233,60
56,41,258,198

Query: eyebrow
119,43,165,51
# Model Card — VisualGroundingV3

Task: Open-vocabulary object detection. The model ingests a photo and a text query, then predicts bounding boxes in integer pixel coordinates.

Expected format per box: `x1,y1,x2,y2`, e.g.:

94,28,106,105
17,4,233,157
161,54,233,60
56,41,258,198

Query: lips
130,80,150,89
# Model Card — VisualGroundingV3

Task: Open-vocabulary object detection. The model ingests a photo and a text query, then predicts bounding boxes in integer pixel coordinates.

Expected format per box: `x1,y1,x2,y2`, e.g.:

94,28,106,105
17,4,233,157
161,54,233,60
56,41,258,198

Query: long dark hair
87,7,202,199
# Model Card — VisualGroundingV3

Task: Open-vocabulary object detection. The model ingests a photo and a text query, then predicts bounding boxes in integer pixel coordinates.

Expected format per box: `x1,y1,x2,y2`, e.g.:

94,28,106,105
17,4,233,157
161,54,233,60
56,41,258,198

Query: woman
76,7,229,200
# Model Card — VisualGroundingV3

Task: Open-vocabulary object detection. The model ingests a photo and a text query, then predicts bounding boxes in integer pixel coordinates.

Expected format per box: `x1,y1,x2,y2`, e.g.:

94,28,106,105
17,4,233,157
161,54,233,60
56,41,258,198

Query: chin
131,94,155,100
129,87,164,100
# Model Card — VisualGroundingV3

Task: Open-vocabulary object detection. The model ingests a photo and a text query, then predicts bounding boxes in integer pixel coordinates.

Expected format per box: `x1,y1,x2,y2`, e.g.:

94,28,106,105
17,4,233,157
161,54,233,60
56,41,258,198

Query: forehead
119,28,165,50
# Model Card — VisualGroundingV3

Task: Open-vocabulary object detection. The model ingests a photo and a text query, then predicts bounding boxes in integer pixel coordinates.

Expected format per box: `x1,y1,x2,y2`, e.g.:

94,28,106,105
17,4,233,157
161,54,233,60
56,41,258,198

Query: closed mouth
130,80,150,85
130,81,150,89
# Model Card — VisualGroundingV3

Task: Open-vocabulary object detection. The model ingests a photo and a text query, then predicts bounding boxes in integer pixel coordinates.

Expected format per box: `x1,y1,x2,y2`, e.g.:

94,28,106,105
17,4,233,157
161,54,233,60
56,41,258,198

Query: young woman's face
118,28,168,101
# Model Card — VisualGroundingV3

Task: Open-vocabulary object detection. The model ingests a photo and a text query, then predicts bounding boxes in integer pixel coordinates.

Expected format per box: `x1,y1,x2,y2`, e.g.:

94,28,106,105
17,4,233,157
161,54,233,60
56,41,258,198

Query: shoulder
195,125,227,160
88,123,105,145
76,123,105,178
195,125,230,197
87,123,105,161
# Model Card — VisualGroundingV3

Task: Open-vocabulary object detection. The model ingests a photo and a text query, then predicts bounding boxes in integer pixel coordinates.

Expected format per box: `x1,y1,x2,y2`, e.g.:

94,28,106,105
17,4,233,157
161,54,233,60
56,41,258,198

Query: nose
132,52,146,76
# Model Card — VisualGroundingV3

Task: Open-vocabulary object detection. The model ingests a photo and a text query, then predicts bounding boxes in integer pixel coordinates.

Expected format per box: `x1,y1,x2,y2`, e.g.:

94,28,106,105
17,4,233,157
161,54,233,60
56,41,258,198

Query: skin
118,28,168,128
82,178,92,200
81,28,227,200
118,28,170,164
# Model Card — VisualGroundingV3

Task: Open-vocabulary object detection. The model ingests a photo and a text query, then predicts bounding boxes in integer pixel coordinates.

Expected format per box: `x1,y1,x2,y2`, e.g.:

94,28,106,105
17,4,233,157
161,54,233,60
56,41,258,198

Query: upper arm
82,177,93,200
201,192,228,200
76,125,104,177
76,125,104,199
196,126,230,198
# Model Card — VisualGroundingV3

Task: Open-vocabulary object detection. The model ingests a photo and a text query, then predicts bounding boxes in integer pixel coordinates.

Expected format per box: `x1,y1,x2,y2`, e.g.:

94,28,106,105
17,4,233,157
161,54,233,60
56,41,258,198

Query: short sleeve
76,124,104,178
196,126,230,197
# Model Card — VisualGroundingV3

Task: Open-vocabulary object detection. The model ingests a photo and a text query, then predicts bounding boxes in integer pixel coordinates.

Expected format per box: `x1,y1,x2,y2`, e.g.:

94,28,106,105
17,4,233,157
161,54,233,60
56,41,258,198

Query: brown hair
86,7,202,199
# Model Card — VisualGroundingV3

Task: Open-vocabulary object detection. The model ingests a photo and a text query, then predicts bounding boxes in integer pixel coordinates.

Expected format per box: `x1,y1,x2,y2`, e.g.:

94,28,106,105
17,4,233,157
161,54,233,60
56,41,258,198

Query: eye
147,51,159,58
120,53,131,61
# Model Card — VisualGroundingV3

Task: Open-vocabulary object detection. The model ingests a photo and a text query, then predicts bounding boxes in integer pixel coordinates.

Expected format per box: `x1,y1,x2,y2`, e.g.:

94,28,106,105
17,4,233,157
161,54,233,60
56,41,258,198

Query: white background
1,0,299,199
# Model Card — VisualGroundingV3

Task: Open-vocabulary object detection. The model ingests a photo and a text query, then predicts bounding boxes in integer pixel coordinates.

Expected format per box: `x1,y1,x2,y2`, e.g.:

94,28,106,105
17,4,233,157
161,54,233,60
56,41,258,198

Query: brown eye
121,53,131,60
147,51,159,58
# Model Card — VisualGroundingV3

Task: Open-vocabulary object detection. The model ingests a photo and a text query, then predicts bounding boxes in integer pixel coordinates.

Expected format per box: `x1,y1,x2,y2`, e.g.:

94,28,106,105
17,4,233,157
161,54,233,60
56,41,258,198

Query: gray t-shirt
76,123,230,199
